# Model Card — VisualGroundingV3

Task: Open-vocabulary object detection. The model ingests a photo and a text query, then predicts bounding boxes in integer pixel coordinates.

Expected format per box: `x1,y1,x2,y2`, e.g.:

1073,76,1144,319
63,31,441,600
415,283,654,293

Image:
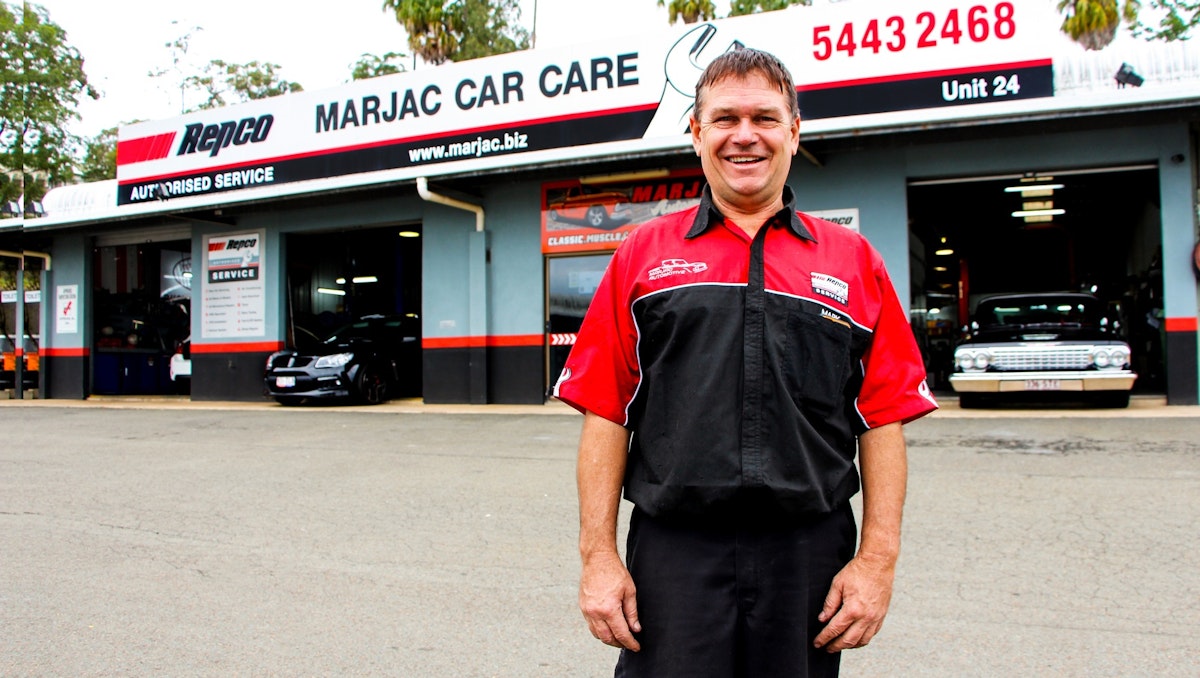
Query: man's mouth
726,155,763,165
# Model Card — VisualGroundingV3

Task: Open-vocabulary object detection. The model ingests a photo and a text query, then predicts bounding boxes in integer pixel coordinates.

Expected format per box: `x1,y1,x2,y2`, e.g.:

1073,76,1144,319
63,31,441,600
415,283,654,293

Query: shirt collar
685,185,816,242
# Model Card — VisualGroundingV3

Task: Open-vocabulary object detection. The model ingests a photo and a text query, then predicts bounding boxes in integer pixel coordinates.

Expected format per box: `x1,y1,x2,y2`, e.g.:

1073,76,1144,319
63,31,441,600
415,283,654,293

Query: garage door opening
284,225,423,397
907,165,1165,394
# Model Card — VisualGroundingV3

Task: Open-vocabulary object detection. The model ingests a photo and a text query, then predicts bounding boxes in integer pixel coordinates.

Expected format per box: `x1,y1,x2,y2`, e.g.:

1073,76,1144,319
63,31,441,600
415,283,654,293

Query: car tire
586,205,607,228
275,396,305,406
1092,391,1131,409
958,393,987,409
356,367,389,405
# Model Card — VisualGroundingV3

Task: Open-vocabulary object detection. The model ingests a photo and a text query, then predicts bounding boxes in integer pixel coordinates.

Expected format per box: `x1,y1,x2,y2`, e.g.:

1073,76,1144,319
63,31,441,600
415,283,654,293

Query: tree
350,52,409,81
79,126,117,182
657,0,718,24
728,0,809,16
147,23,203,114
1057,0,1140,50
381,0,529,65
1131,0,1200,40
184,60,303,111
0,2,98,208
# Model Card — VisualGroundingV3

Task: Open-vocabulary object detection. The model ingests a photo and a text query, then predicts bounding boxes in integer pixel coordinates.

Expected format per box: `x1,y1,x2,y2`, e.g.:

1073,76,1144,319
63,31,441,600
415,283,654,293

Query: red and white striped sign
549,333,577,346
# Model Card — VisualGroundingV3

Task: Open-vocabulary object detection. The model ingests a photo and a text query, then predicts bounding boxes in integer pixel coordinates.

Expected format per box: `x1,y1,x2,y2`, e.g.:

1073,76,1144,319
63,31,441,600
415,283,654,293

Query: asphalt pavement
1,397,1198,677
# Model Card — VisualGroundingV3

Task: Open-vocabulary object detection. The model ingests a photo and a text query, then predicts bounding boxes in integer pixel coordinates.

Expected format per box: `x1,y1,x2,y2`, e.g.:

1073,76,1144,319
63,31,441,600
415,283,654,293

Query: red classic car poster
541,169,704,254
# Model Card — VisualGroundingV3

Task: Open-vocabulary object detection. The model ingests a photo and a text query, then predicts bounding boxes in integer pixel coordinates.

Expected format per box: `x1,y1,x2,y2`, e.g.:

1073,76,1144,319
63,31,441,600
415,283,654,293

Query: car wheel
356,367,389,405
958,393,987,409
1092,391,1130,408
586,205,607,228
275,396,305,406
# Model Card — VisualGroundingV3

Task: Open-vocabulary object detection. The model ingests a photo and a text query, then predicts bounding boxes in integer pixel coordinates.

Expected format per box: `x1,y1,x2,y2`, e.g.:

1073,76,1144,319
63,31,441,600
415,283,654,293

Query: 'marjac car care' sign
116,0,1056,207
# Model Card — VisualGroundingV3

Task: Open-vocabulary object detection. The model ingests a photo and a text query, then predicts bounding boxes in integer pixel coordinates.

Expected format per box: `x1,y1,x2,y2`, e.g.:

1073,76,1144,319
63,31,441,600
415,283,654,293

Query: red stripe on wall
423,335,544,349
797,59,1053,92
42,347,89,357
191,341,285,354
116,132,177,165
1165,317,1199,332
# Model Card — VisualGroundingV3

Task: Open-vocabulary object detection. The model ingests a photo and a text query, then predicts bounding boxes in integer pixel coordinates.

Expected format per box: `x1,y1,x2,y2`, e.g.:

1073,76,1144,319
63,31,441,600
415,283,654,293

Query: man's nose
731,117,758,143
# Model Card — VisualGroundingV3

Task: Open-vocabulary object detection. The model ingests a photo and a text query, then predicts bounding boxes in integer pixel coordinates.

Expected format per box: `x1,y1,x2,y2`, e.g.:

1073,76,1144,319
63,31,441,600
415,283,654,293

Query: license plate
276,376,296,388
1025,379,1061,391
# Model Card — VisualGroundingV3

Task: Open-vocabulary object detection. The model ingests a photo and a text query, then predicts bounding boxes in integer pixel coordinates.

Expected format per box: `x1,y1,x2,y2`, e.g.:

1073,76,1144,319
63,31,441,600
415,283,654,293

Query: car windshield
974,296,1103,328
322,317,416,345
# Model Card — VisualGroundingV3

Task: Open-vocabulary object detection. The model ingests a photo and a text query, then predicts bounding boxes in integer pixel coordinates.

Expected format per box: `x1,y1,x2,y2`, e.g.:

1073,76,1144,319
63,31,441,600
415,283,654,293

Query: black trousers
615,504,857,678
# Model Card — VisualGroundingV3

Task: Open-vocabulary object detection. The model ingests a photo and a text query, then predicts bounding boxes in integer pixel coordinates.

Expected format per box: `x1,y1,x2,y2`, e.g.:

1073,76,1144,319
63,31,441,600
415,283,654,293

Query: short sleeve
854,250,939,428
552,244,643,426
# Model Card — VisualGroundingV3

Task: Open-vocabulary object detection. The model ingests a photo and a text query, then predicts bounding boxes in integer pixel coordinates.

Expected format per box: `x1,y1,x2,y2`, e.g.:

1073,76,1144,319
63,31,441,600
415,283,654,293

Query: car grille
268,354,315,369
990,346,1092,371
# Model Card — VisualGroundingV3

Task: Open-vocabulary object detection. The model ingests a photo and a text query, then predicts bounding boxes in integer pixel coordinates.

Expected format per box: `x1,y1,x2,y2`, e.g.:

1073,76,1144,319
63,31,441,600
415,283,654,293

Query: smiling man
555,48,937,678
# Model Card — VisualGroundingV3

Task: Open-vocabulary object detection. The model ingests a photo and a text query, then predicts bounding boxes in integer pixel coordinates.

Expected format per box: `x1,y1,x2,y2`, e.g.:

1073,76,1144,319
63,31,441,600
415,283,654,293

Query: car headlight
1092,346,1131,369
955,349,991,372
314,352,353,369
1110,348,1130,367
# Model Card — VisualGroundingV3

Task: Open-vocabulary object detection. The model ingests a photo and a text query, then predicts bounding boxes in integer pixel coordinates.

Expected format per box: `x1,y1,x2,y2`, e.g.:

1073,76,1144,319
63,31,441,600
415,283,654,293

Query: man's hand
813,553,895,652
580,550,642,651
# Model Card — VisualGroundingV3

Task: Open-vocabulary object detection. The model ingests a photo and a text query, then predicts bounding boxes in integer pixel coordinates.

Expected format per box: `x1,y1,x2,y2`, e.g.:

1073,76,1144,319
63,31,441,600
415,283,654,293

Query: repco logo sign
176,114,274,158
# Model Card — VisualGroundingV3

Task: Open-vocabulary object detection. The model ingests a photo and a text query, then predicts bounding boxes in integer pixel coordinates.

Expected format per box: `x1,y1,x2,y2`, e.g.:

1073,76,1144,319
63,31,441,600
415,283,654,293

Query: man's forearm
577,411,632,561
856,421,908,565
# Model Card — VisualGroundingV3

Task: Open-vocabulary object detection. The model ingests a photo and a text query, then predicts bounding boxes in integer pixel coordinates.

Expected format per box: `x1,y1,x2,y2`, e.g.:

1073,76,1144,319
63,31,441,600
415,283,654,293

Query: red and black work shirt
555,187,937,521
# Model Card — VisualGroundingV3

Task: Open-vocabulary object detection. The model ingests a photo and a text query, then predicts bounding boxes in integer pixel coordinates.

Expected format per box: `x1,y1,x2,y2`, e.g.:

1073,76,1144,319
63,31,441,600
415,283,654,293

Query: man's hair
693,47,800,120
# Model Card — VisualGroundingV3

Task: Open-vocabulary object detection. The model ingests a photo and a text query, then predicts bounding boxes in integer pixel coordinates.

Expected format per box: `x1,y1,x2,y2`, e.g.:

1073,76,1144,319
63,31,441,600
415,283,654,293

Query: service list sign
201,233,266,339
116,0,1057,207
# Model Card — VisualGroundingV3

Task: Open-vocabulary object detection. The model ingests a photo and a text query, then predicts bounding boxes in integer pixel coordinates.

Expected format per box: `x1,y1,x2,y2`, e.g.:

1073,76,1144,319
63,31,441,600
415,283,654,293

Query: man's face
690,73,800,217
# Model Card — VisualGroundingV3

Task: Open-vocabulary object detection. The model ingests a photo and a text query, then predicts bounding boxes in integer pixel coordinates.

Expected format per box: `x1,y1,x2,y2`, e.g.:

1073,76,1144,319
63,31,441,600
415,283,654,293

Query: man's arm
813,421,908,652
576,411,642,652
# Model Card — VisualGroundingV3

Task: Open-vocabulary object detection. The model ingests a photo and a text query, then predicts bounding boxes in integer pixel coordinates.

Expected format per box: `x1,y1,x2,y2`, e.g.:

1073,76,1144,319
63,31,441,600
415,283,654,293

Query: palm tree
657,0,718,24
1057,0,1139,50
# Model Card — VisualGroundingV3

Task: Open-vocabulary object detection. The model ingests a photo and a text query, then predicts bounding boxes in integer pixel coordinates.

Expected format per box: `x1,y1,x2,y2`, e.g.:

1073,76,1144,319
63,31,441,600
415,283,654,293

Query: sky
35,0,683,139
32,0,1161,141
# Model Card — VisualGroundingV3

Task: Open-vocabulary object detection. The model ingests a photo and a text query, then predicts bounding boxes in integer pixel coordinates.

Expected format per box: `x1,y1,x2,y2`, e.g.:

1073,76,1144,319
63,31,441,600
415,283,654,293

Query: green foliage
0,2,98,207
657,0,718,24
184,60,303,111
382,0,529,64
728,0,810,16
1131,0,1199,40
79,125,117,182
350,52,409,81
1057,0,1139,50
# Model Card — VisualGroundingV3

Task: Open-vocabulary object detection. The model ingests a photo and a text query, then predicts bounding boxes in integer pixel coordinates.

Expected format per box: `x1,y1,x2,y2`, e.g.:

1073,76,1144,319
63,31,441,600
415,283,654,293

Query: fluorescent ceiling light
352,276,378,284
935,248,955,256
317,287,346,296
1012,209,1065,218
933,266,948,272
398,230,420,238
1004,184,1064,193
335,277,346,285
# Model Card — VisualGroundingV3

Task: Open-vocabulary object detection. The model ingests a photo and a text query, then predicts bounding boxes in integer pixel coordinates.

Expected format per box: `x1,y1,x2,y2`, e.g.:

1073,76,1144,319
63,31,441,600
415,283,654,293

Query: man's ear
690,115,702,156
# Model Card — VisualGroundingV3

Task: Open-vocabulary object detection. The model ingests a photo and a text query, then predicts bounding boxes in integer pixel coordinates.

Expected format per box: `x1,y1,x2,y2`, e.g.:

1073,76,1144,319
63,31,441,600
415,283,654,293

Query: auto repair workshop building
11,0,1200,405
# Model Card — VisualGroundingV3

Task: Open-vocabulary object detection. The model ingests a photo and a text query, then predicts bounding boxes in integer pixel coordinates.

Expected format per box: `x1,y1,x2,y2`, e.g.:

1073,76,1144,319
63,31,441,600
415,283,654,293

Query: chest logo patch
811,273,849,305
648,258,708,281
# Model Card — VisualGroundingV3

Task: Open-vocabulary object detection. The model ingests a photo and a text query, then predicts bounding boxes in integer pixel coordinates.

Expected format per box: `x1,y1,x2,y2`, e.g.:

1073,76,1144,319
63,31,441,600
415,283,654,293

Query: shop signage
201,233,266,339
542,170,705,254
117,0,1056,208
56,284,78,334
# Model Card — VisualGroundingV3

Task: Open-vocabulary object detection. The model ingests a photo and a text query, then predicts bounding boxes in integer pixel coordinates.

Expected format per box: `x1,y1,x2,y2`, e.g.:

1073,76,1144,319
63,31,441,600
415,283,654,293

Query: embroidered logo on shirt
811,273,849,305
648,258,708,281
821,309,851,329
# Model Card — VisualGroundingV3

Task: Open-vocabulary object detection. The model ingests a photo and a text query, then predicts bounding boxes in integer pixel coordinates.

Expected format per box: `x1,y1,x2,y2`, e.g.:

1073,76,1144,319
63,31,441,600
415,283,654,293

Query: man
554,48,937,677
